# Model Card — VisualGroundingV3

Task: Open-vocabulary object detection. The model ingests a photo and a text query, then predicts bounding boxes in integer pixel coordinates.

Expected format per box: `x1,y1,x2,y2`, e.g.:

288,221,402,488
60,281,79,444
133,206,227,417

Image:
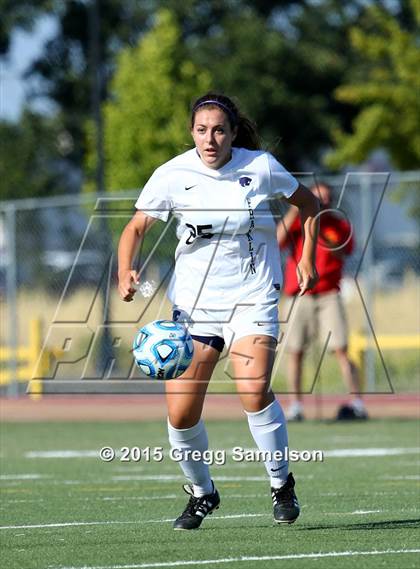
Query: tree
21,1,152,186
86,9,211,192
5,0,411,201
325,0,420,170
0,0,52,54
21,0,365,179
0,110,75,200
189,0,398,169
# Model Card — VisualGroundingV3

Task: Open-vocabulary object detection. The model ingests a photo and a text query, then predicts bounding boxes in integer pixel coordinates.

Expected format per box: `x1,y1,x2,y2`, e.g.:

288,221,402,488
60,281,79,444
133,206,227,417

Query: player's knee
289,350,304,361
239,389,273,411
168,411,202,430
334,346,349,360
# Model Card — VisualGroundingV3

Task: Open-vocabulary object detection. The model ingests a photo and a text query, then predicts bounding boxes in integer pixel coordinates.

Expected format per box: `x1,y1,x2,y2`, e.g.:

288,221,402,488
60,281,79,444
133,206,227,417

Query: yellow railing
349,332,420,372
0,319,62,398
1,324,418,396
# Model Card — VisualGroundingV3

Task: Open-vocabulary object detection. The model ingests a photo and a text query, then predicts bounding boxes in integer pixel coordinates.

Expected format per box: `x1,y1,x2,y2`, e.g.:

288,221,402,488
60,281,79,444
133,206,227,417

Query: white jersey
135,147,298,310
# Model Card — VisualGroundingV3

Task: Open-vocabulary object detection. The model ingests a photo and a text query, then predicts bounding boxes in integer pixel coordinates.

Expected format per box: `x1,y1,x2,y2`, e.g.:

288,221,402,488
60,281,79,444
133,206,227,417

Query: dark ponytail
191,92,261,150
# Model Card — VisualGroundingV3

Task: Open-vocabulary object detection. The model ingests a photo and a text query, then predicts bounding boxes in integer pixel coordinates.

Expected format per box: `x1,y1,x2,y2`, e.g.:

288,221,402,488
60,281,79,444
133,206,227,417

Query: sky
0,16,58,122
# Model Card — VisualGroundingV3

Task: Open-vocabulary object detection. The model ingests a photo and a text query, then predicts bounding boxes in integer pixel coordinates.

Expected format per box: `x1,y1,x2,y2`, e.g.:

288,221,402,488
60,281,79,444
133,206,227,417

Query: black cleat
173,482,220,530
336,404,369,421
272,473,300,524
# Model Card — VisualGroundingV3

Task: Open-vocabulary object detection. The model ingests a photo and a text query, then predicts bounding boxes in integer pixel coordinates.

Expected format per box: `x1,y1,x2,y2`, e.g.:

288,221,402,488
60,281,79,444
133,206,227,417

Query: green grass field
1,419,419,569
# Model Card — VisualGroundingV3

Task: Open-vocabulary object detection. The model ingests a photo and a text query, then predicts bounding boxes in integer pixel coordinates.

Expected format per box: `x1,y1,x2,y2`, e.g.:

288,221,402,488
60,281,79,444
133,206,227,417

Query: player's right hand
118,270,139,302
296,260,318,296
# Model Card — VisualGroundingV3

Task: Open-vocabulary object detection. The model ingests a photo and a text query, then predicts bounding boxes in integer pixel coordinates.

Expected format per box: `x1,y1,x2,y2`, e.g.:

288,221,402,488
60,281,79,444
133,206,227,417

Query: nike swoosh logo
270,465,287,473
185,185,197,191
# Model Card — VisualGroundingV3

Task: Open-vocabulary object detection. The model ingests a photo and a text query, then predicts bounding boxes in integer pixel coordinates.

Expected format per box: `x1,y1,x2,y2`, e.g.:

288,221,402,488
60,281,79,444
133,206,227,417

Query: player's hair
191,92,261,150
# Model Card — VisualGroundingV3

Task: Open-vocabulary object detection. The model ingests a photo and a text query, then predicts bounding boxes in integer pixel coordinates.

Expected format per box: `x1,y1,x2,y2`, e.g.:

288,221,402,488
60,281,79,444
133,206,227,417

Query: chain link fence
1,171,419,395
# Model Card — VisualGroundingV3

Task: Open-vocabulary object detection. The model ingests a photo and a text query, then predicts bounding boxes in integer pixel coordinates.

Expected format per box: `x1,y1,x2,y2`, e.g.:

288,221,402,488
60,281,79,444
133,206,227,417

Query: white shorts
172,301,280,352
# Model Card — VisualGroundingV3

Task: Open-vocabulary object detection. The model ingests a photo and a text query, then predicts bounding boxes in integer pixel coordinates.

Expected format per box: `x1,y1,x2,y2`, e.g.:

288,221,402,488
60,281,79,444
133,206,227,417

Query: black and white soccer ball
133,320,194,380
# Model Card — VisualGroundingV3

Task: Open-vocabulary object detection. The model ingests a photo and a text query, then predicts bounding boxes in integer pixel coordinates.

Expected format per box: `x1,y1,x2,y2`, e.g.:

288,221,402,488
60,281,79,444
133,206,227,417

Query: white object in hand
134,280,156,298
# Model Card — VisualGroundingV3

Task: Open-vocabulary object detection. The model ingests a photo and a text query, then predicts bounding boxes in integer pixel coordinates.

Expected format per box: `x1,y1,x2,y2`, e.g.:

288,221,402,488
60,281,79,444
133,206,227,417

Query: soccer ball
133,320,194,380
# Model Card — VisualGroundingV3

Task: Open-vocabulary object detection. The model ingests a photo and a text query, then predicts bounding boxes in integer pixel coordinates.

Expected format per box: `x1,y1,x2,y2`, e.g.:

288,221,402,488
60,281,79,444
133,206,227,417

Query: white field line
56,549,420,569
0,474,50,480
25,451,99,458
23,447,420,460
3,507,416,531
0,479,88,487
111,475,315,482
324,447,420,458
321,507,417,516
1,505,412,531
381,475,420,480
0,495,178,504
350,510,383,514
0,475,310,487
6,491,417,505
0,494,268,505
0,513,268,530
0,521,143,530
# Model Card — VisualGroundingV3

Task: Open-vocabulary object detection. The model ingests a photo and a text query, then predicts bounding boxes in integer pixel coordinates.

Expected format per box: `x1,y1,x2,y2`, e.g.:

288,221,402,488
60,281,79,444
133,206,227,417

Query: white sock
167,419,213,497
350,398,365,411
288,401,303,414
245,399,289,488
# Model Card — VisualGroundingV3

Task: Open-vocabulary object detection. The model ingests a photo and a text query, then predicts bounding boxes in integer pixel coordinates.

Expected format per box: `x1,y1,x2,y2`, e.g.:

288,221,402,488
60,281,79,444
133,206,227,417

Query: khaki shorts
279,291,348,353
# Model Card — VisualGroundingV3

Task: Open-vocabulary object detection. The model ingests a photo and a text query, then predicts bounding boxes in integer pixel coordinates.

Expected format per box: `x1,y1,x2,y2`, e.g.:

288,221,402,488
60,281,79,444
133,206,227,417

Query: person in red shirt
277,182,367,421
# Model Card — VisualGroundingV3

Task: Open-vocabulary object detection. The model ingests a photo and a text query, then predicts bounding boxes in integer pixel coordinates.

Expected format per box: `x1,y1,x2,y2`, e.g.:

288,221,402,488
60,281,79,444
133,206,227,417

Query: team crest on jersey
239,176,252,187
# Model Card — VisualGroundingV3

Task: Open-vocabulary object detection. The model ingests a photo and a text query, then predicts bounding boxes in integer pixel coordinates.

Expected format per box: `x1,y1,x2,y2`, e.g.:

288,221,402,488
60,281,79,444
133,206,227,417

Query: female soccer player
118,93,319,530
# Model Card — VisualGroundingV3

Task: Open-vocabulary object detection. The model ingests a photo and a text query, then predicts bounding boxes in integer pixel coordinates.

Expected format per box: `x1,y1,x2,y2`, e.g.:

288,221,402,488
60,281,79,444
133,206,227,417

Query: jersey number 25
185,223,214,245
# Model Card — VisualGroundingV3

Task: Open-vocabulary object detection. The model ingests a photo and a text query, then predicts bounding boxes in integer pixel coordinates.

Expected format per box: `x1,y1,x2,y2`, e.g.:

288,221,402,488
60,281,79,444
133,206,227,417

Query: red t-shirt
281,211,354,296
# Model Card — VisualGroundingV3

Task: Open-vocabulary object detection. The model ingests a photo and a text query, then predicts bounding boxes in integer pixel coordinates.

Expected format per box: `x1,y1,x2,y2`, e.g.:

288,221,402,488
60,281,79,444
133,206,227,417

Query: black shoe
336,404,368,421
272,473,300,524
173,482,220,530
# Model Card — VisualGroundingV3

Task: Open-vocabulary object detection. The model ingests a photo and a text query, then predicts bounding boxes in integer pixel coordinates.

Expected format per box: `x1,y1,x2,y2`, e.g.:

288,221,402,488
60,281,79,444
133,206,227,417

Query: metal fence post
89,0,114,376
360,175,376,391
5,203,19,397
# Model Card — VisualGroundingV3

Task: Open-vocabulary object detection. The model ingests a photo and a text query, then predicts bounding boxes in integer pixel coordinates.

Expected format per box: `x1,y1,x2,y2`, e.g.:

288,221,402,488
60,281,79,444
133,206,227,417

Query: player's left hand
296,260,318,296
